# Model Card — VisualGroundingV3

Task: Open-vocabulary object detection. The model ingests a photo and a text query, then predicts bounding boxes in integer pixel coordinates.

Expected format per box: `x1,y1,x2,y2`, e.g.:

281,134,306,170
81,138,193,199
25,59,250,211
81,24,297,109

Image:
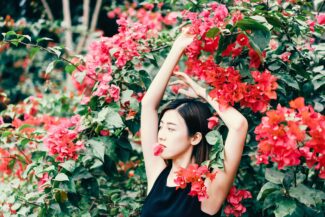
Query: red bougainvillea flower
174,164,217,201
185,57,277,112
0,147,25,180
269,39,278,50
100,130,110,136
317,13,325,25
153,143,165,156
280,51,291,62
207,116,219,129
38,173,50,192
255,97,325,178
241,70,278,113
224,186,252,217
0,148,12,176
248,48,261,69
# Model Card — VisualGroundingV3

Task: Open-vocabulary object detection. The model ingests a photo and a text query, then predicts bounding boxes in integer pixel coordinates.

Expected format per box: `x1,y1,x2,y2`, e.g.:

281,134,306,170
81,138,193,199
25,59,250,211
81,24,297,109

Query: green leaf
274,199,298,217
54,173,69,182
265,168,285,184
1,131,11,137
73,70,86,84
263,191,284,211
65,64,77,75
46,61,56,75
206,27,220,39
22,35,31,42
265,15,283,28
277,73,300,90
289,184,325,207
36,37,53,43
257,182,281,200
59,160,76,173
3,31,17,39
139,70,152,89
22,162,37,179
20,138,30,147
105,111,124,129
87,138,106,162
48,47,62,57
121,89,134,105
29,47,40,58
205,130,223,146
18,124,33,131
236,18,271,51
90,159,103,169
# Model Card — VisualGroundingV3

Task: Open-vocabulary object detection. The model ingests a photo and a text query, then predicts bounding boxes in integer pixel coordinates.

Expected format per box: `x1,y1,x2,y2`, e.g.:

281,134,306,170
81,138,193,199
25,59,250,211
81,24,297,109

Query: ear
190,132,202,146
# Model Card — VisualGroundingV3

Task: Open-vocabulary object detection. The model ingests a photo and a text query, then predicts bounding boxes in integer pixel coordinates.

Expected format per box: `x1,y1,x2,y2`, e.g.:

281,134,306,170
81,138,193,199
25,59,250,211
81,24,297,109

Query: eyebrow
160,120,177,126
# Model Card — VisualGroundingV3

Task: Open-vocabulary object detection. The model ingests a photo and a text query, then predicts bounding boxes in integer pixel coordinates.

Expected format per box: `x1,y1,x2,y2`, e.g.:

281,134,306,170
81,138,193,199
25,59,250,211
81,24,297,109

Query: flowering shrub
224,186,252,217
255,97,325,177
1,0,325,216
174,164,217,201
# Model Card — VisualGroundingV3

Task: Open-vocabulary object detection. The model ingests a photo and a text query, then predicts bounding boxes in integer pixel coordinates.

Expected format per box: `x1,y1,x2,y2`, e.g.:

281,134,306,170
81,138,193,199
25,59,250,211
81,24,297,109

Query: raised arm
140,28,195,194
141,28,194,109
171,71,248,214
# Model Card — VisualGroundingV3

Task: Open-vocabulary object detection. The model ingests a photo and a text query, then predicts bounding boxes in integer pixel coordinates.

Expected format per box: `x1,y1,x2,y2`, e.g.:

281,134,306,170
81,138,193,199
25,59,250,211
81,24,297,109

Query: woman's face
158,109,192,159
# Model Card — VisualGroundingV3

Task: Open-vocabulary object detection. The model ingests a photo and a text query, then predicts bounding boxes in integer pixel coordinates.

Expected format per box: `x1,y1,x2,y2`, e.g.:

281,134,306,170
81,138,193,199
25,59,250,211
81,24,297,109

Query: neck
170,148,195,174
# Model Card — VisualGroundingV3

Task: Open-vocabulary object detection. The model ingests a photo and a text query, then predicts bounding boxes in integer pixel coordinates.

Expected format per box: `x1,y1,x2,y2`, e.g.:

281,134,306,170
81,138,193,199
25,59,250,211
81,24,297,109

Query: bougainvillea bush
0,0,325,216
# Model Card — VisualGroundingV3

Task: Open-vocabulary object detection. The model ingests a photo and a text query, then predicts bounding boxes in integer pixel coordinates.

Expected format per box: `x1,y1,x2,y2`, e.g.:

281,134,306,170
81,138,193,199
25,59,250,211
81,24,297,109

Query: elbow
232,117,248,132
141,97,157,110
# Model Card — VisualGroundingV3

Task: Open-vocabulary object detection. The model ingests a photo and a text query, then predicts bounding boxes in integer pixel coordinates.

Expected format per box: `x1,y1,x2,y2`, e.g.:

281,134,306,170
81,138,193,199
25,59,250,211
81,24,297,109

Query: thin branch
76,0,90,54
90,0,103,32
76,0,102,54
15,144,31,164
62,0,74,53
40,0,54,21
317,0,325,15
17,197,41,207
1,39,87,75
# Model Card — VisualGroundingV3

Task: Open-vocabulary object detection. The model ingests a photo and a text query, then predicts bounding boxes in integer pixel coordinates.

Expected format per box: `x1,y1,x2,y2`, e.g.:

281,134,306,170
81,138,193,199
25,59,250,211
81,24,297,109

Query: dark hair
158,98,213,165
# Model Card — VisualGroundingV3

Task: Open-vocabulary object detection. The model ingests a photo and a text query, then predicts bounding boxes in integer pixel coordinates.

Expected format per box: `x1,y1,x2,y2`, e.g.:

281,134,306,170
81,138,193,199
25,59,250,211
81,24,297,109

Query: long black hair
158,98,213,165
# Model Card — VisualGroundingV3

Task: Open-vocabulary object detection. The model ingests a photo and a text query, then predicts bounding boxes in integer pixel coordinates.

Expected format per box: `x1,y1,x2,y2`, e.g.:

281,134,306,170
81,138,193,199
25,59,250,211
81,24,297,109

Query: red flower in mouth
153,143,165,156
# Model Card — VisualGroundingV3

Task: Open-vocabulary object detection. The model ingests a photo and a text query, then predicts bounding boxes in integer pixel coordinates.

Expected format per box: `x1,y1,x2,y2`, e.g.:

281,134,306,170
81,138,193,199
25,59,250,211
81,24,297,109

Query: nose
158,128,166,143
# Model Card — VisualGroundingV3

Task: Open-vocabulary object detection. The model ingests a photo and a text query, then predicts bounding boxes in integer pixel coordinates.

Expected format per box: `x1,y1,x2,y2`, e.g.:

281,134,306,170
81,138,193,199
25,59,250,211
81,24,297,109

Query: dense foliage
0,0,324,216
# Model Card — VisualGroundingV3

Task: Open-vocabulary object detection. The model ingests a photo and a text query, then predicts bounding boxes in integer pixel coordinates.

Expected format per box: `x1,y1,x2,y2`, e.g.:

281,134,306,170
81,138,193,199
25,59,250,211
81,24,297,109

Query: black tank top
141,165,222,217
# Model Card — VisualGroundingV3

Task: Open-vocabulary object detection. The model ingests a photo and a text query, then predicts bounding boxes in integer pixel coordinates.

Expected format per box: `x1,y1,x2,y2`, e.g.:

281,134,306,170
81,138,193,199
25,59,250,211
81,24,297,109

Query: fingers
168,80,187,86
178,88,198,98
173,71,197,87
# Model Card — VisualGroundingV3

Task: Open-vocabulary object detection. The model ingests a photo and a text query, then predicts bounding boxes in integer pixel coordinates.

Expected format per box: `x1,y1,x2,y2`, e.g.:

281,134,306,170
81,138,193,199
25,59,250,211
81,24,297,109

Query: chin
160,152,172,160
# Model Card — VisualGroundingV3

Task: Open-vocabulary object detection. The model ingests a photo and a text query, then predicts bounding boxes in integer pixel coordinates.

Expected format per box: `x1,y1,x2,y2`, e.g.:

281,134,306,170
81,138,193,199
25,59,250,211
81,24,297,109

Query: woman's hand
172,26,195,50
169,71,207,100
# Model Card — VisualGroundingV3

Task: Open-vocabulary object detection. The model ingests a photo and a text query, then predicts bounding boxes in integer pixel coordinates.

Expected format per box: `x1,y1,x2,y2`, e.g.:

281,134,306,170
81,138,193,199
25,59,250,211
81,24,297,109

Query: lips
153,143,166,156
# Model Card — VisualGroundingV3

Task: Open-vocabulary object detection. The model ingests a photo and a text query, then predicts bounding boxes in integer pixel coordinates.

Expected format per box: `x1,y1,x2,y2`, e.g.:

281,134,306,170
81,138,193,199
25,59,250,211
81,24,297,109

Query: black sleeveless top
141,165,222,217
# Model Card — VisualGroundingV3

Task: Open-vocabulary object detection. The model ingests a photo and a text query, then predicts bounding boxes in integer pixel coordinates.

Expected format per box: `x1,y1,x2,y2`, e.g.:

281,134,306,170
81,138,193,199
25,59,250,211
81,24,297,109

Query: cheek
164,132,190,152
169,130,188,143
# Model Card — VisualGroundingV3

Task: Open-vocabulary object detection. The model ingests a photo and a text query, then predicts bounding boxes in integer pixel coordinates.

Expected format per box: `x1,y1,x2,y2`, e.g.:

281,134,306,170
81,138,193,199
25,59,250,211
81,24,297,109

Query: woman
140,26,248,217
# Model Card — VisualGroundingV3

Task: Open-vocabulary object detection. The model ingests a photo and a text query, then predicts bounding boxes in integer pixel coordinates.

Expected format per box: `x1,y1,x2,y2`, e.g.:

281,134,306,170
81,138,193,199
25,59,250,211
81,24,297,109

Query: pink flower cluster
93,80,121,103
255,97,325,178
174,164,217,201
72,9,159,96
0,148,24,180
107,3,178,30
224,186,252,217
182,2,229,58
43,115,84,162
